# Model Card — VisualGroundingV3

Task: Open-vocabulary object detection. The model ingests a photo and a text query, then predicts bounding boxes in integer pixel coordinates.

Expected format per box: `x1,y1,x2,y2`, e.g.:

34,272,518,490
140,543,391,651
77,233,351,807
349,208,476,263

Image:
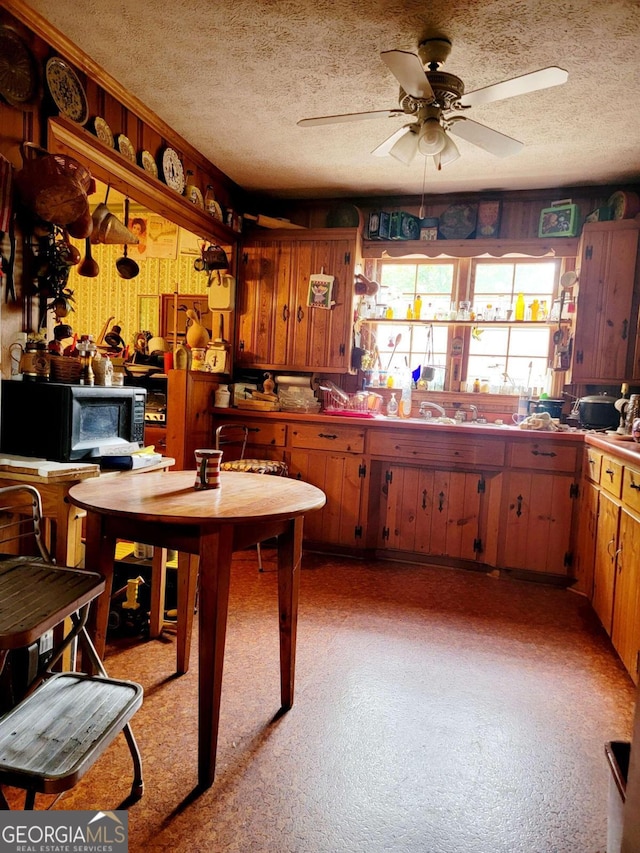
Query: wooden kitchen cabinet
572,220,640,383
499,438,580,577
573,477,599,597
592,489,619,634
235,228,361,373
500,471,576,576
377,464,484,561
288,421,366,548
612,508,640,680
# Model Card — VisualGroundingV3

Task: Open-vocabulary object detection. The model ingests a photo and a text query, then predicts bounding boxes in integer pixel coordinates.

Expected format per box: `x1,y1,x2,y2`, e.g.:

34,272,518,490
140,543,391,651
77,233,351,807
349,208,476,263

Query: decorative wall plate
116,134,136,163
45,56,88,125
139,149,158,177
93,116,114,148
0,26,37,106
438,203,478,240
162,147,185,193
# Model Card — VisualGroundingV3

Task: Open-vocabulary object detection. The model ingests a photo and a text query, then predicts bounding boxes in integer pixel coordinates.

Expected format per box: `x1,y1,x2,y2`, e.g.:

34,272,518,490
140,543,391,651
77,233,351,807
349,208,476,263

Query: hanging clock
162,147,185,193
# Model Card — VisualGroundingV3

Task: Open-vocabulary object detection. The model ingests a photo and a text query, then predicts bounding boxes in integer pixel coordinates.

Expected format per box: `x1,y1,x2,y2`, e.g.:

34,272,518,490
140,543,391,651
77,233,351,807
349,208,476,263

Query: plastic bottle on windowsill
387,392,399,418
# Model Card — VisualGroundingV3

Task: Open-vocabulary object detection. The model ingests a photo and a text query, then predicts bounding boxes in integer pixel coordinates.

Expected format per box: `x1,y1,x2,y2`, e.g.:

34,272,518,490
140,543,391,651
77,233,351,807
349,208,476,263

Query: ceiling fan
297,38,568,169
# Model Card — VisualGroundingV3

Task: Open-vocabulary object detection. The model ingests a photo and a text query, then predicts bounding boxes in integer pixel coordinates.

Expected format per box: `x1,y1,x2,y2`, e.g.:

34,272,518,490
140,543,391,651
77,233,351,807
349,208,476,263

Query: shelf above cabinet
358,318,570,328
362,237,579,260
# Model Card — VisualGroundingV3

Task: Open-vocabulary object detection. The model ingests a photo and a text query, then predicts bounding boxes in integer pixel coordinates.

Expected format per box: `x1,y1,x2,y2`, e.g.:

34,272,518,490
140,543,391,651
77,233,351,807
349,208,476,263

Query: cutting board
0,455,100,480
236,399,280,412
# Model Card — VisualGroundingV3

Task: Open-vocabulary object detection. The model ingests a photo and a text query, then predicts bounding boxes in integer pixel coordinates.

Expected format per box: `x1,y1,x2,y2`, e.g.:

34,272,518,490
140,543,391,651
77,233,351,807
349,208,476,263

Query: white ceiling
22,0,640,200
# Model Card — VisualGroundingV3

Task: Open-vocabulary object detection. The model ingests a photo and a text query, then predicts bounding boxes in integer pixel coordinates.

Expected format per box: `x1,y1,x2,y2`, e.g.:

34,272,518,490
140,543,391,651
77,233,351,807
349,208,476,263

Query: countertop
585,432,640,464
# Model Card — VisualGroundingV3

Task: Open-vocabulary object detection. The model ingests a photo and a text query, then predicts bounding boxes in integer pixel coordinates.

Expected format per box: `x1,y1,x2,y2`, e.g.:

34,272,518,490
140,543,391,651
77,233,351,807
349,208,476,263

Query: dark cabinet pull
422,489,427,510
629,481,640,491
297,305,304,322
282,304,290,321
516,494,523,517
318,433,338,440
437,491,445,512
605,468,615,478
531,450,557,458
622,319,629,340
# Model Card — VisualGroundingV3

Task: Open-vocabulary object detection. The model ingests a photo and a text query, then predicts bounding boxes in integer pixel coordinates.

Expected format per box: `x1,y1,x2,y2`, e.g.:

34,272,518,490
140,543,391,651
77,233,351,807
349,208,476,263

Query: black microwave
0,380,146,462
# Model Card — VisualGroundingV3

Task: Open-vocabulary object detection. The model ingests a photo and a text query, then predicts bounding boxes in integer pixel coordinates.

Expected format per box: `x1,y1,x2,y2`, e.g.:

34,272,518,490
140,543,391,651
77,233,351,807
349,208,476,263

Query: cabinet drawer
601,456,624,498
584,447,603,483
290,424,365,453
507,440,578,473
244,421,287,447
622,465,640,514
368,430,505,467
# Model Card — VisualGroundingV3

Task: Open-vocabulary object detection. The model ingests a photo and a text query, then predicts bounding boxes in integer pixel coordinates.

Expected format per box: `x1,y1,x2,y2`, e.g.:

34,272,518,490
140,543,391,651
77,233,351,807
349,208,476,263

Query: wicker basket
49,357,82,383
16,143,93,226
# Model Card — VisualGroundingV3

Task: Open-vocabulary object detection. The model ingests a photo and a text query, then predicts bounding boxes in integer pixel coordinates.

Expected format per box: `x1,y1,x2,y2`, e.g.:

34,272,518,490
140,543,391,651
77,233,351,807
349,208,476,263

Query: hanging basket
16,142,94,226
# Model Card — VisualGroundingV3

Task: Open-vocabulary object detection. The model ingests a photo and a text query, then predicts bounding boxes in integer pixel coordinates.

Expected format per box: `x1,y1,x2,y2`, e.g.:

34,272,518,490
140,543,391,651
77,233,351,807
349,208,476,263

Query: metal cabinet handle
531,450,557,458
437,491,445,512
422,489,427,510
318,433,338,440
607,537,616,559
516,494,523,517
282,304,290,321
297,305,304,322
629,481,640,491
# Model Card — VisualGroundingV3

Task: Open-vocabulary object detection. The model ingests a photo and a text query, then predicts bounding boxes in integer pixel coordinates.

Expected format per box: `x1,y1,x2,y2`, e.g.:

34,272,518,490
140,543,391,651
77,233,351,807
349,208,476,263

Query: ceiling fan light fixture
417,118,447,156
388,126,420,165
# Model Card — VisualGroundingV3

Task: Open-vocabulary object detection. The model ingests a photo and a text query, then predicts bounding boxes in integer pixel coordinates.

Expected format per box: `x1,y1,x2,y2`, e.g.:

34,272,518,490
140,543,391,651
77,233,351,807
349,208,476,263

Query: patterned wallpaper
64,230,209,348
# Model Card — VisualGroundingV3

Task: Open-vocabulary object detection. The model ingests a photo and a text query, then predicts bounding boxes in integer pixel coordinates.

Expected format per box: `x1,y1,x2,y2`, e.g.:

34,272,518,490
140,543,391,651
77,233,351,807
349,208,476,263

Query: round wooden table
68,470,326,789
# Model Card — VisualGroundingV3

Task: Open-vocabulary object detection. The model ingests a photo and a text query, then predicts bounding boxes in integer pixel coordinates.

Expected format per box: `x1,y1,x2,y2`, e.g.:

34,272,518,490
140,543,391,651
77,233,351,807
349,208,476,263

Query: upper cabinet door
572,220,640,383
235,228,361,373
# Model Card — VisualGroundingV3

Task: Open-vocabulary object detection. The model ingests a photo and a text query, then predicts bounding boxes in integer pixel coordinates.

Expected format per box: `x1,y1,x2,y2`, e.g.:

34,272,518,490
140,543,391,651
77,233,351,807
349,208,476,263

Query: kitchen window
366,257,563,393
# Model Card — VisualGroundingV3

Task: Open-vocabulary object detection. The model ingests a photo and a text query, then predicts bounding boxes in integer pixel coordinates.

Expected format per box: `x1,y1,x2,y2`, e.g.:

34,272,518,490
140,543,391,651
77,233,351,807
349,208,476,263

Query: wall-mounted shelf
361,238,580,260
358,318,570,328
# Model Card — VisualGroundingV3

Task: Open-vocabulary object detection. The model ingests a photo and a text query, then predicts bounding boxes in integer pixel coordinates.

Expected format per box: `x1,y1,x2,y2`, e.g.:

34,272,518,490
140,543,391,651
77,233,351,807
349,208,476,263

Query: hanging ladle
115,198,139,279
78,237,99,277
116,243,139,279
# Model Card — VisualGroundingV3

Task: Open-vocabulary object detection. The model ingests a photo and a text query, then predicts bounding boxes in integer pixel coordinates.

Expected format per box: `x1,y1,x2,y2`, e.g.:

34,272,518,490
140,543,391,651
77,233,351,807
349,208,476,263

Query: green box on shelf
538,203,580,237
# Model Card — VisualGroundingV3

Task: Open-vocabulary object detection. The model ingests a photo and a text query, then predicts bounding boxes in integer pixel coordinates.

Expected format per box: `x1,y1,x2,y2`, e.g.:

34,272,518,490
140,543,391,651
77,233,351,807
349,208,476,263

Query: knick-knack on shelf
263,372,275,395
185,309,210,349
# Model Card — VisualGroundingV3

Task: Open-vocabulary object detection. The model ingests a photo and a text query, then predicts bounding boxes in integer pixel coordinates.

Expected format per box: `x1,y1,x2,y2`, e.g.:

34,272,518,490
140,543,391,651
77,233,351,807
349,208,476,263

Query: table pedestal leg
197,527,233,789
277,516,303,709
84,513,116,668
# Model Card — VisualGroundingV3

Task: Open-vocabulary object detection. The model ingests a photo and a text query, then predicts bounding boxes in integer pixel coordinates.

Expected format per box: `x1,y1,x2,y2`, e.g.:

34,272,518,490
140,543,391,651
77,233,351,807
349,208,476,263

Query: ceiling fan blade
380,50,434,101
448,116,523,158
371,125,416,158
459,66,568,108
298,109,404,127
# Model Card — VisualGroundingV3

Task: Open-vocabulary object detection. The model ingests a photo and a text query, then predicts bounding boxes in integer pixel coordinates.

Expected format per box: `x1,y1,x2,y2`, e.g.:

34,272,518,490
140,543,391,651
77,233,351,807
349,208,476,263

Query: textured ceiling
22,0,640,200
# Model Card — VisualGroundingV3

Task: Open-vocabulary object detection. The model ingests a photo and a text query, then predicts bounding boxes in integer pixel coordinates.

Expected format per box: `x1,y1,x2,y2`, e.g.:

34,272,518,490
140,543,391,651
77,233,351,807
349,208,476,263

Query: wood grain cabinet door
500,471,576,575
572,480,599,597
612,508,640,682
592,490,621,635
289,449,364,548
379,465,483,561
572,221,640,383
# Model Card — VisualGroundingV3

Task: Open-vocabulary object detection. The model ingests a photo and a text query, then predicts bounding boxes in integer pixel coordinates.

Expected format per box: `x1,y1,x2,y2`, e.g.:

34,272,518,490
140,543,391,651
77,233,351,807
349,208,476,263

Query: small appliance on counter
574,392,619,431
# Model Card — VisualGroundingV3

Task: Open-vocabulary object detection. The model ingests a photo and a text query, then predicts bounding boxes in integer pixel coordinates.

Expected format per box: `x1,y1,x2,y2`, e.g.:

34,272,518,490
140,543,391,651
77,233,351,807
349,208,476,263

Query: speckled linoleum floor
4,552,637,852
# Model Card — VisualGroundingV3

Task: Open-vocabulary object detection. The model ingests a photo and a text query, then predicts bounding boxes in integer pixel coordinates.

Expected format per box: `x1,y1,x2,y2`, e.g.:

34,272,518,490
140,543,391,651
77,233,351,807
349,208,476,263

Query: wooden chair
0,484,144,810
215,423,289,571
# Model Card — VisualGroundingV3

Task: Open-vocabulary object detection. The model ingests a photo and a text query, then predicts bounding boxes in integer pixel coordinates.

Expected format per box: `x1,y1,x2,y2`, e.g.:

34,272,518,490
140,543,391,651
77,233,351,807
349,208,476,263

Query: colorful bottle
473,378,481,393
413,295,422,319
515,293,525,321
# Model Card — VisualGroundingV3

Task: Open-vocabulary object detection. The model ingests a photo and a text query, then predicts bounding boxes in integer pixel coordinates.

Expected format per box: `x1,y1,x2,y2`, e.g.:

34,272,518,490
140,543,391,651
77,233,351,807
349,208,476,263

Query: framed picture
307,273,334,309
146,214,179,259
538,204,580,237
476,201,502,238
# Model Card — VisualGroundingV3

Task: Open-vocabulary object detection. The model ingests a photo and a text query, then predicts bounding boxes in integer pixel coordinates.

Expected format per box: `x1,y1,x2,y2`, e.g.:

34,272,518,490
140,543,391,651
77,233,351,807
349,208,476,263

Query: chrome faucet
419,401,446,418
468,405,478,422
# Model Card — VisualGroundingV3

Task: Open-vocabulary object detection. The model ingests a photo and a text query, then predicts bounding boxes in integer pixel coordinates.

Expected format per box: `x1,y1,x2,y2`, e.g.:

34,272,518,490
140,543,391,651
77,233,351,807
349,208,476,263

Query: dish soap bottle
515,292,525,321
387,392,399,418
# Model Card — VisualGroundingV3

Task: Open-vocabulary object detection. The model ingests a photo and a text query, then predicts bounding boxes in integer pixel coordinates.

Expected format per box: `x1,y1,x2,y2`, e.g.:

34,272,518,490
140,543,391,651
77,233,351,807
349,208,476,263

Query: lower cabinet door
379,465,483,561
612,508,640,681
289,449,364,548
592,490,620,635
501,471,576,575
572,480,599,597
